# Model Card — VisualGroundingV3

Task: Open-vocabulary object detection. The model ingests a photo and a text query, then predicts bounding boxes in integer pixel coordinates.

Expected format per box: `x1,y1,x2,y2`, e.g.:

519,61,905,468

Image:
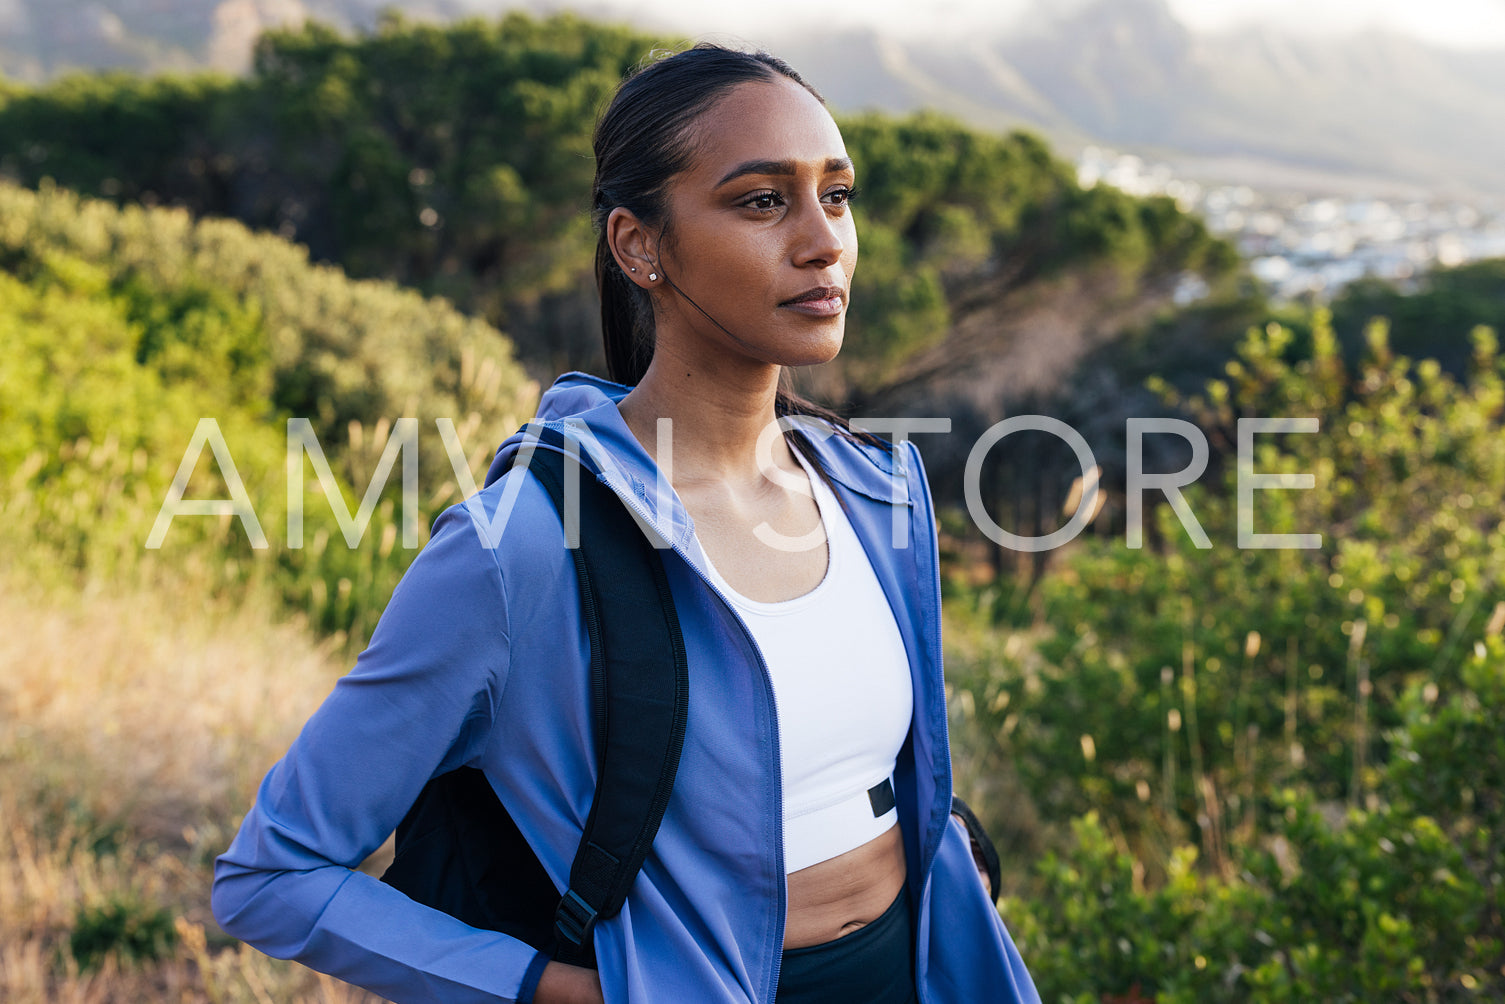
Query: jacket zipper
610,466,950,1003
596,475,789,1003
908,455,951,1004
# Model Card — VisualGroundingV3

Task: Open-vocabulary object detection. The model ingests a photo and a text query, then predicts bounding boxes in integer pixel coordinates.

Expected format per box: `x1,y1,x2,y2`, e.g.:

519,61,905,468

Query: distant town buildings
1076,147,1505,302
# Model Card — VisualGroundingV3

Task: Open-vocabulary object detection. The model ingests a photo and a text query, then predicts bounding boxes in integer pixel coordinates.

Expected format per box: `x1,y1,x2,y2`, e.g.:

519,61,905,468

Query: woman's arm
212,503,550,1003
535,962,605,1004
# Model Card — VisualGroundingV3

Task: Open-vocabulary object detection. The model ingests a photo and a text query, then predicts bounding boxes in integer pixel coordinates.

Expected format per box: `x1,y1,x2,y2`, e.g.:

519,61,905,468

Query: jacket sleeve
211,504,550,1003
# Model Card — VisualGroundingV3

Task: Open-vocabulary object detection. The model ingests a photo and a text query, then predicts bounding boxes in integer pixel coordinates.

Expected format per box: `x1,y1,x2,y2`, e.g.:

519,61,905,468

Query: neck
617,343,794,486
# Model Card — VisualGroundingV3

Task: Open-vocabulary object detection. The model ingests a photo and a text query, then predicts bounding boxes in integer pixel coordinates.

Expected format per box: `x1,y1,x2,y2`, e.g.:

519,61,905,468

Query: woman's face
644,76,859,373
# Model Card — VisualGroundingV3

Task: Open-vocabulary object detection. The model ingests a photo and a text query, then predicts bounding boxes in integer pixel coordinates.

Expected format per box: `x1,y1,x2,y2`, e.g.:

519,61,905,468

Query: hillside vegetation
0,178,536,639
0,11,1237,397
946,315,1505,999
0,175,536,999
0,578,385,1003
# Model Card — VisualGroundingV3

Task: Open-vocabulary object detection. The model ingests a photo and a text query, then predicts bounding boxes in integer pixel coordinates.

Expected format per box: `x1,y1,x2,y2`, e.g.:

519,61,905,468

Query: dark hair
591,43,880,457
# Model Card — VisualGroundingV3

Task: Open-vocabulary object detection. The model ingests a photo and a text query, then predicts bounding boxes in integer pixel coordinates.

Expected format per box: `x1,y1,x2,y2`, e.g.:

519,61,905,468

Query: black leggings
775,888,918,1004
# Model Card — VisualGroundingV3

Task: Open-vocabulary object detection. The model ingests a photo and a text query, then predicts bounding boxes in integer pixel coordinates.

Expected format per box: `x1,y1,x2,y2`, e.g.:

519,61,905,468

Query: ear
606,207,661,289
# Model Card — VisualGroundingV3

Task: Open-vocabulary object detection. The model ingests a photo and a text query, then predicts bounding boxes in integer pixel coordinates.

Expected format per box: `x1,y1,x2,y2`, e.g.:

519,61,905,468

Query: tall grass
0,573,383,1002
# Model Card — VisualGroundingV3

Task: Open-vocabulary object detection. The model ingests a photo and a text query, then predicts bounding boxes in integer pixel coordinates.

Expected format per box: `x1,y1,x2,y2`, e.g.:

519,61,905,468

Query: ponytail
595,236,653,384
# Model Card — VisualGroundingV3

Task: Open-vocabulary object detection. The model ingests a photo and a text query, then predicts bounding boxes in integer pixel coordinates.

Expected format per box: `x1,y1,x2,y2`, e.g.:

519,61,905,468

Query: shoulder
441,461,582,622
795,419,931,509
451,462,567,553
389,469,573,638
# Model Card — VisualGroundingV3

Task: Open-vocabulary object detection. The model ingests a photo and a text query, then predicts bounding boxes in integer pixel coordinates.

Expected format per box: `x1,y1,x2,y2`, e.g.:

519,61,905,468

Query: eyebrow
715,156,854,188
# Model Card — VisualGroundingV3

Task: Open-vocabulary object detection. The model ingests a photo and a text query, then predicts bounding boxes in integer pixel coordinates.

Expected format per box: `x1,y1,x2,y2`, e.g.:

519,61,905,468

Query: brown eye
742,191,782,211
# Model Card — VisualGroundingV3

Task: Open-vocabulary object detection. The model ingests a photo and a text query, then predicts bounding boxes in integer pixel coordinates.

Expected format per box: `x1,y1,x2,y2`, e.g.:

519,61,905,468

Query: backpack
380,426,689,968
379,425,1004,967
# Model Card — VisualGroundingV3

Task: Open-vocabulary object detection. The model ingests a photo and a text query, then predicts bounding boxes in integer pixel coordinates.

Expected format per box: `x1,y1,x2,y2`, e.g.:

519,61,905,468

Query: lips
778,286,847,321
780,286,846,306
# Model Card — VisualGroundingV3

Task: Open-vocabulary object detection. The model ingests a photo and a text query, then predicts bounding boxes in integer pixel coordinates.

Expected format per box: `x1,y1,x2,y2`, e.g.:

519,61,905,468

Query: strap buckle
554,889,599,949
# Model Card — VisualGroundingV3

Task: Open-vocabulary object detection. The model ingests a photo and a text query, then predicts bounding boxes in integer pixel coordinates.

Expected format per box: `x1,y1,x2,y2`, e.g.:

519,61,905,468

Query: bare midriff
782,823,907,949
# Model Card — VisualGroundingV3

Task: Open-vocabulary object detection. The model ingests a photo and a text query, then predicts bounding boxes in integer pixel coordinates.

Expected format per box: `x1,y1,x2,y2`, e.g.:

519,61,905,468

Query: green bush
70,894,178,969
1005,640,1505,1002
947,303,1504,1001
957,313,1503,854
0,179,536,640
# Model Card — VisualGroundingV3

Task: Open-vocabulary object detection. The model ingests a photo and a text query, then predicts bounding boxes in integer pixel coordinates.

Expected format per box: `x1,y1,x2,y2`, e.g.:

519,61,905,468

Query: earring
630,267,637,273
648,272,658,282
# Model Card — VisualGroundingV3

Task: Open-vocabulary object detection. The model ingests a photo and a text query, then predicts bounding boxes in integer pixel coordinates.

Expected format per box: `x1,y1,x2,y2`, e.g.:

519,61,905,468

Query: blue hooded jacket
212,372,1040,1003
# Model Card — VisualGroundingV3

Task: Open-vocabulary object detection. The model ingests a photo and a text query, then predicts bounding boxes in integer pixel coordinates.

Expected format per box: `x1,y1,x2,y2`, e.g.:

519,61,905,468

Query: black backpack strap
525,427,690,965
950,794,1002,906
380,426,689,968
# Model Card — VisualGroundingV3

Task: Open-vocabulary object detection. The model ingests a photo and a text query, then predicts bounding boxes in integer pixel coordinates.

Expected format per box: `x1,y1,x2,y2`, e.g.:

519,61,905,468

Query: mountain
3,0,1503,199
0,0,465,78
769,0,1505,199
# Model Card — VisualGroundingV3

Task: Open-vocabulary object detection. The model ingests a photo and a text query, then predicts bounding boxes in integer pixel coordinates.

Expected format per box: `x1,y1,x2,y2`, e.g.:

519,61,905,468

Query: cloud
455,0,1505,49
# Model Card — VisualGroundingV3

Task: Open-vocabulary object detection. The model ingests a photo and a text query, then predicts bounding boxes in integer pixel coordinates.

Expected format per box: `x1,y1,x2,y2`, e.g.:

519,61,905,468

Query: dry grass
0,574,386,1003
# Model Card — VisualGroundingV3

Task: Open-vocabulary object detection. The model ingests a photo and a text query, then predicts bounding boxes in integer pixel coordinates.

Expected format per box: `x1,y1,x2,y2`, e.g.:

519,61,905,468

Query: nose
792,198,847,269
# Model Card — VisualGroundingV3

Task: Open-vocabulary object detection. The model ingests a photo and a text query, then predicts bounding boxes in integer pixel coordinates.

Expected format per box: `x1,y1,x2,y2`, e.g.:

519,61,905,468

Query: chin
785,327,845,368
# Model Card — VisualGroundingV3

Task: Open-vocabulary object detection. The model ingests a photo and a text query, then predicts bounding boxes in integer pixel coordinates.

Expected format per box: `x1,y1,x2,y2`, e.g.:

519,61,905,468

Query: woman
213,43,1039,1004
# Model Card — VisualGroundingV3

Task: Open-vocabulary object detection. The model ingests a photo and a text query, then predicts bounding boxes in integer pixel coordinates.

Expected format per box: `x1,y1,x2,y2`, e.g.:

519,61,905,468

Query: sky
1166,0,1505,48
500,0,1505,50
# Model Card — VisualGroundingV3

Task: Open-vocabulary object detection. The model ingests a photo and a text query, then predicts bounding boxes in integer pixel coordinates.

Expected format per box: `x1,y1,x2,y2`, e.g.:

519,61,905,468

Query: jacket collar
490,373,910,536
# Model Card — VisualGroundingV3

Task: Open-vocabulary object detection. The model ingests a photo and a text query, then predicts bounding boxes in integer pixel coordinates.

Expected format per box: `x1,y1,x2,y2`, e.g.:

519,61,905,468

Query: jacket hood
483,371,912,555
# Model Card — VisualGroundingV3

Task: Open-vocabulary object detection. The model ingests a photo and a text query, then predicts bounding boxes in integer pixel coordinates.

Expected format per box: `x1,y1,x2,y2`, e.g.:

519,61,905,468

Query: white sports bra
699,453,914,874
